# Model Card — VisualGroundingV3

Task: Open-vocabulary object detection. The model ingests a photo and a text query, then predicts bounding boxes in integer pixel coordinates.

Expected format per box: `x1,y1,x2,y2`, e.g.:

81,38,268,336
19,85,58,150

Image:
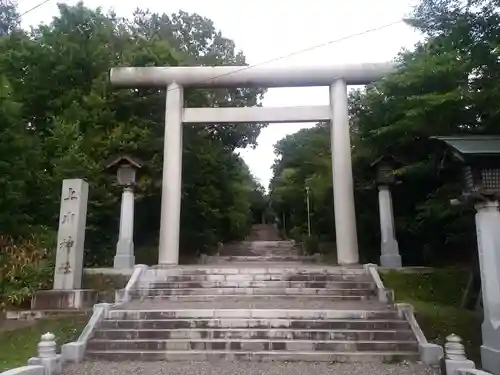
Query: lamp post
305,185,311,236
370,155,403,269
106,155,142,269
433,135,500,374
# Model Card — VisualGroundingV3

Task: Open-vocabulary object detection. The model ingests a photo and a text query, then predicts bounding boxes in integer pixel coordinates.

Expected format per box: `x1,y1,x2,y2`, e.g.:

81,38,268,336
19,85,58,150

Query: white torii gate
109,63,397,265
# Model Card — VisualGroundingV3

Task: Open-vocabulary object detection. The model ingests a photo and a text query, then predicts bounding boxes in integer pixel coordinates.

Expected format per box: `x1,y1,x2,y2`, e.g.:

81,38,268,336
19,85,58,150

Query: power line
164,18,404,93
17,0,53,18
10,0,405,90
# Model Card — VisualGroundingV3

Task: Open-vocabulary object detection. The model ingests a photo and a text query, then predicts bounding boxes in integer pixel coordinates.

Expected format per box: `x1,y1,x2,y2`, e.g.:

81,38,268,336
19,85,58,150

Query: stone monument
31,179,98,310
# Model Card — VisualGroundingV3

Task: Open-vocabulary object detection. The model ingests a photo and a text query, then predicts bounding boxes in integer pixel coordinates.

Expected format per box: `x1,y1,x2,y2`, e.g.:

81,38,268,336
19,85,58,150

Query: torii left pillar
158,82,184,265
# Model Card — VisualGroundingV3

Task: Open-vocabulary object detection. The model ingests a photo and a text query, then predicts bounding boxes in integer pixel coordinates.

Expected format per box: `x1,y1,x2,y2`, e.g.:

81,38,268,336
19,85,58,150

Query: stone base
31,289,98,310
114,239,135,269
380,253,402,268
113,254,135,269
481,344,500,375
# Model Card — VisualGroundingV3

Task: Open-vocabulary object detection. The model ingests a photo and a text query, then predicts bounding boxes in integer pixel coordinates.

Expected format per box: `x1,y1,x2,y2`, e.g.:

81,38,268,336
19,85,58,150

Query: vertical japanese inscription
59,187,77,273
57,236,73,274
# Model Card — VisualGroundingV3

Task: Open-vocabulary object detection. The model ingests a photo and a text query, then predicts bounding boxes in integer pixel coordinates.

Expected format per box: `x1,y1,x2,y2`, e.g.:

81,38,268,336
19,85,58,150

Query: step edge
88,338,418,344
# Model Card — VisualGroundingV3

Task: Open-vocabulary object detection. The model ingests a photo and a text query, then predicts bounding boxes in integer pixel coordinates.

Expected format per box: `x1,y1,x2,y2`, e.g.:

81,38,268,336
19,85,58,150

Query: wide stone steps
93,328,415,341
218,240,298,257
149,280,374,289
105,308,401,320
131,288,375,297
149,266,366,276
153,274,371,282
87,338,418,352
84,350,420,362
86,308,418,361
89,257,420,363
99,318,410,330
204,256,319,263
128,294,371,302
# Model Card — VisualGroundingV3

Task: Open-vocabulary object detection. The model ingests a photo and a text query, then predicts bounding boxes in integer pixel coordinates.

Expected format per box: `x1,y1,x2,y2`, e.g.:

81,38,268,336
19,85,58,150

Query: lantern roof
369,154,405,168
105,155,143,170
432,136,500,162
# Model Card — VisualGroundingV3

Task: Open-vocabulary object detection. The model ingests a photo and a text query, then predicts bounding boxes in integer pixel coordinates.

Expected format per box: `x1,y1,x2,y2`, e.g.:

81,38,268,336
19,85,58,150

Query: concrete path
64,360,439,375
247,224,281,241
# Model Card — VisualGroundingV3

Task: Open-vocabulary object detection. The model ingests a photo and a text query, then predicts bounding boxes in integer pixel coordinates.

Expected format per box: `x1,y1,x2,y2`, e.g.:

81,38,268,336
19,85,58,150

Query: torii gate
109,63,397,265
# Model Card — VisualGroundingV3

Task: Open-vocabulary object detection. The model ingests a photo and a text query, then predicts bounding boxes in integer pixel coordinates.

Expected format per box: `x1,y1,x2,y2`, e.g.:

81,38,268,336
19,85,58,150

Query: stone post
158,82,184,265
474,200,500,374
378,185,402,268
27,333,62,375
443,334,475,375
53,179,88,290
329,79,359,265
114,187,135,268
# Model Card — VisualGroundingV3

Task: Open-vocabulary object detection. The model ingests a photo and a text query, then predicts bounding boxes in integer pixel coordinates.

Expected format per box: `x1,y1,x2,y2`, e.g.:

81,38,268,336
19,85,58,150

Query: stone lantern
370,155,403,269
433,135,500,374
106,155,143,269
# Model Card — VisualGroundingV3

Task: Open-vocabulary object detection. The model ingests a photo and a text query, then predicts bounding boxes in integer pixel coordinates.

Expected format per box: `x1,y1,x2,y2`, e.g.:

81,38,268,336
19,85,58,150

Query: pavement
63,360,440,375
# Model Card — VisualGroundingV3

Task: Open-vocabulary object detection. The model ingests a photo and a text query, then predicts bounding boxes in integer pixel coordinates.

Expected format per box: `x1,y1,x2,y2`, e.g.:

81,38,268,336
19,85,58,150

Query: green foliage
82,273,129,302
383,268,469,307
0,1,267,272
0,0,19,36
382,269,481,363
270,125,333,242
0,234,54,309
302,235,320,255
269,0,500,266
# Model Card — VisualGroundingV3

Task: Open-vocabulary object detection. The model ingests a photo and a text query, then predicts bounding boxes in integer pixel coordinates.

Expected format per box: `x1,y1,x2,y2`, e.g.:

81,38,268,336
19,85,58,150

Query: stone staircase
84,238,420,362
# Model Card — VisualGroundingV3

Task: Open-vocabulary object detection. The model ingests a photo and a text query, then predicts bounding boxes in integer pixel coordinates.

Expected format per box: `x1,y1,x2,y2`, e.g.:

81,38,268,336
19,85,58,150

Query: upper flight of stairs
127,266,375,301
84,226,420,362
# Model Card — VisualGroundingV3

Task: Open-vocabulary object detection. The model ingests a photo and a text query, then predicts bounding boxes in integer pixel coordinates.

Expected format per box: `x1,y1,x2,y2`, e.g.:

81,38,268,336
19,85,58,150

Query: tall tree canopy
0,2,267,266
270,0,500,266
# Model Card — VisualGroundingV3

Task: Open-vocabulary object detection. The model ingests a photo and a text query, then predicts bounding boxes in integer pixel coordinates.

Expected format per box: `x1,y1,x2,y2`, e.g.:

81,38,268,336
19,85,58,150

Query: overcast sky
19,0,423,188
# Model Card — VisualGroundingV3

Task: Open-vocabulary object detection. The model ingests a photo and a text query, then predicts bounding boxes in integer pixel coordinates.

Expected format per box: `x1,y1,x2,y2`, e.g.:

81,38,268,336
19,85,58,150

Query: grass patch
82,273,129,303
382,268,469,306
0,316,86,371
382,268,482,364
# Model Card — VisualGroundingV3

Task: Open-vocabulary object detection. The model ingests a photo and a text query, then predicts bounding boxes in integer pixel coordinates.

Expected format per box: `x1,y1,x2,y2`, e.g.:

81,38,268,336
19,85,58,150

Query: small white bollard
27,333,61,375
37,333,56,358
444,334,475,375
446,334,467,360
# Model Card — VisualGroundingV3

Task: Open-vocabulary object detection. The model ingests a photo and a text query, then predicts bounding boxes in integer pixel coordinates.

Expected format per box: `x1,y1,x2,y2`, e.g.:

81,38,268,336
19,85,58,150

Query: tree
269,0,500,266
0,1,266,266
269,124,334,241
0,0,19,36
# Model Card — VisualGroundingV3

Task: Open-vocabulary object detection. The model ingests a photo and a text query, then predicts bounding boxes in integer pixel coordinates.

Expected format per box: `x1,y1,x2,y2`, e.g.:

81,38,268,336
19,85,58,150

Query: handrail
123,264,148,302
61,265,149,364
0,366,44,375
364,263,393,303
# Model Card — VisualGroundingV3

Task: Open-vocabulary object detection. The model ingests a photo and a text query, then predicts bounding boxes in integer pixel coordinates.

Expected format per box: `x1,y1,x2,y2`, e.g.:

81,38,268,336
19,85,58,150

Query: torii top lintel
109,62,398,88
